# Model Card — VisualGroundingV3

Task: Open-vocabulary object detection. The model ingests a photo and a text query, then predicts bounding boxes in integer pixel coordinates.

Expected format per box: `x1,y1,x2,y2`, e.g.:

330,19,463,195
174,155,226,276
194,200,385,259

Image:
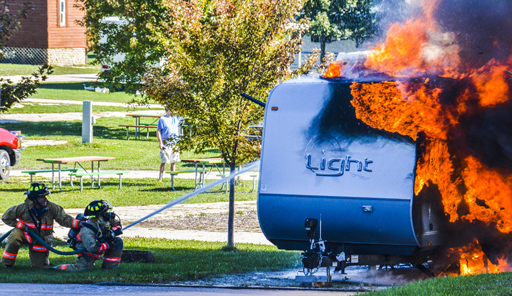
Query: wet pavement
0,283,360,295
181,265,427,290
0,265,428,294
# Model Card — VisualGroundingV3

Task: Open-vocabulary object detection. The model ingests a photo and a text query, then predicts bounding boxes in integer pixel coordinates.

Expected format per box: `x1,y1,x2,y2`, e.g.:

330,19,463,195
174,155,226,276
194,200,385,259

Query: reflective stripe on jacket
2,198,78,245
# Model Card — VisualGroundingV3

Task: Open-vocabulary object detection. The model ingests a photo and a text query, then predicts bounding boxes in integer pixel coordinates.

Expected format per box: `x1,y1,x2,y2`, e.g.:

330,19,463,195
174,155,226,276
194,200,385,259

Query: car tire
0,149,11,180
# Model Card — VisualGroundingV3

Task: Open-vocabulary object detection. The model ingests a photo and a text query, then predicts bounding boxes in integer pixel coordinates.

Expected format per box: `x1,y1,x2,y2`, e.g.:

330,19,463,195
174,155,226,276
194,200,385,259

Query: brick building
2,0,87,66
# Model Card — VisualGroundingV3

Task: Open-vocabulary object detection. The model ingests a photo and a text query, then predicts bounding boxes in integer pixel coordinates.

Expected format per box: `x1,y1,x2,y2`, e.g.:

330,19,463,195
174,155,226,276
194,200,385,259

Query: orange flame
414,140,462,222
324,0,512,273
468,60,510,107
449,239,511,275
460,156,512,233
350,79,512,230
322,60,344,79
340,0,512,234
350,80,453,141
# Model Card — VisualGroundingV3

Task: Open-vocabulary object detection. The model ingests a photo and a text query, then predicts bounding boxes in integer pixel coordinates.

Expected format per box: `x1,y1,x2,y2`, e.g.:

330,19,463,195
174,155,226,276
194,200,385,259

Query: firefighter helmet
26,183,50,201
84,200,113,218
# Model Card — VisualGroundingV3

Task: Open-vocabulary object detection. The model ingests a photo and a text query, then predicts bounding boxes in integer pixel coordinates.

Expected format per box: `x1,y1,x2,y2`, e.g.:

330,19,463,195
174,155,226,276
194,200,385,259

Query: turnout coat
2,198,80,249
76,218,122,253
51,218,124,270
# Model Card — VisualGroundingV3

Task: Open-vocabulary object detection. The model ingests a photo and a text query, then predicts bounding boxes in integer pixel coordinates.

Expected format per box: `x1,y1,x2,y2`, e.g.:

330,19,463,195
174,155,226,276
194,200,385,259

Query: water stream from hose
123,160,260,230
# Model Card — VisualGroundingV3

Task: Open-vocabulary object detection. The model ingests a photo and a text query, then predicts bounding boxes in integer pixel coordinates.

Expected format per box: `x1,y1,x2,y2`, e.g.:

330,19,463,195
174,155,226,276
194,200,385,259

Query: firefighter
2,183,82,269
53,200,123,271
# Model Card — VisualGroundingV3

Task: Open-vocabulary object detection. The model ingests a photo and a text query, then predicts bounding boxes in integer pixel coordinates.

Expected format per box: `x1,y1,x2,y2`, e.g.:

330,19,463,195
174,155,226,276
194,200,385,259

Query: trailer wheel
0,149,11,180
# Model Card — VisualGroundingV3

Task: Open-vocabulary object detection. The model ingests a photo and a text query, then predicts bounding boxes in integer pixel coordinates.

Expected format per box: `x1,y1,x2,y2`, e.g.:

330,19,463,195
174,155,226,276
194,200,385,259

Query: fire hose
0,229,12,244
26,228,86,255
0,161,260,256
0,228,86,255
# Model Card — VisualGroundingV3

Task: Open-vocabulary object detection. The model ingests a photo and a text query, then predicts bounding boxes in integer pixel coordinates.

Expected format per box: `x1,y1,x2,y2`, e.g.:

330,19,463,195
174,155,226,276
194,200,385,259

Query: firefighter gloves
97,242,110,253
103,230,116,243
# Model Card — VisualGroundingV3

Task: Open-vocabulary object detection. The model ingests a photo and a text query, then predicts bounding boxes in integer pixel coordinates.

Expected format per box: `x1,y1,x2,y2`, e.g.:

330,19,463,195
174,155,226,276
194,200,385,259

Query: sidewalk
0,201,270,245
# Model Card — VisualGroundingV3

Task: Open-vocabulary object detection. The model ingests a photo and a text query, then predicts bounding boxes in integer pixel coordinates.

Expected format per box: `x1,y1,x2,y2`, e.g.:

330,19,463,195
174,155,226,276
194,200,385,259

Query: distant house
2,0,87,66
292,37,358,70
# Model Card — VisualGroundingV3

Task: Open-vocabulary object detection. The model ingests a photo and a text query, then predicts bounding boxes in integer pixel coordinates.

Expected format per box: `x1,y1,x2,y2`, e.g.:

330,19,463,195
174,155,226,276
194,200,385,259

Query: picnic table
36,156,115,191
121,113,163,140
181,158,225,190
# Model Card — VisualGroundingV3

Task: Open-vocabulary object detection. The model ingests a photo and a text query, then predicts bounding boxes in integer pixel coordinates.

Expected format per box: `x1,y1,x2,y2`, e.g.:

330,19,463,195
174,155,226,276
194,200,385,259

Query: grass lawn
0,116,256,211
0,52,100,76
0,238,300,284
5,102,161,114
0,176,258,212
0,63,100,76
0,86,270,283
33,82,150,104
364,272,512,296
1,117,216,171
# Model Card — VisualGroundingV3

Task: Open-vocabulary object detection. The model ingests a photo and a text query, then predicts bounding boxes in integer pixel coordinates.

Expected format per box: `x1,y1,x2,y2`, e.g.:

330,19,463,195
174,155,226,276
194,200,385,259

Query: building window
60,0,66,26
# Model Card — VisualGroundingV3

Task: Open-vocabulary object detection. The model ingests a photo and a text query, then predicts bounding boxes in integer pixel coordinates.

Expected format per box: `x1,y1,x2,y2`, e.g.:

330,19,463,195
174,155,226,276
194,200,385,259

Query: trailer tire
0,149,11,180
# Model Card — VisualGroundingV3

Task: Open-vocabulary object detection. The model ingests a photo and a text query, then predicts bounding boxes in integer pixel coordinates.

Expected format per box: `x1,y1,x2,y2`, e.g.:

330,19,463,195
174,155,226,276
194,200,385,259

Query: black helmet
84,200,113,218
26,183,50,201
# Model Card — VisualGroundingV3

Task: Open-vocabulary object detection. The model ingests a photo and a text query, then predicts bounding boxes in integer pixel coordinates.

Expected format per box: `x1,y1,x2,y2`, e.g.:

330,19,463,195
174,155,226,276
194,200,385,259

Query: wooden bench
119,124,158,140
216,172,259,193
166,170,197,191
21,168,84,185
68,171,130,192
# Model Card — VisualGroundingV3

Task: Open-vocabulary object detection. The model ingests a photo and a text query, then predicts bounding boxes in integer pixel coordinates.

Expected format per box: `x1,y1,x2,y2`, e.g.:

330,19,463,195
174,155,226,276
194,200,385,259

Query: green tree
0,0,52,112
300,0,377,62
143,0,307,248
76,0,171,94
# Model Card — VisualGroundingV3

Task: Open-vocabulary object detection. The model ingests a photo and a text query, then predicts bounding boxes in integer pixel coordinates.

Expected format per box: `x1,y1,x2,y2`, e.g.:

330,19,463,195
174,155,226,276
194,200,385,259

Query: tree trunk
320,39,326,63
227,162,236,247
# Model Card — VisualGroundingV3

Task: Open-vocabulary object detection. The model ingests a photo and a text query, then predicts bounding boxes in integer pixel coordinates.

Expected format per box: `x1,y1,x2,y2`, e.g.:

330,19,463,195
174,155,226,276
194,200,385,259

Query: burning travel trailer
257,0,512,277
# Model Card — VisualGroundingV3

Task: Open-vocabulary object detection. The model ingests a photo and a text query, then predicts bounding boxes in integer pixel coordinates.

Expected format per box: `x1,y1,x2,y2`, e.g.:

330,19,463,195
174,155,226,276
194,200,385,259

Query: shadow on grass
140,186,194,192
40,82,129,93
88,52,96,60
42,180,177,193
39,82,86,91
0,187,27,194
1,122,128,140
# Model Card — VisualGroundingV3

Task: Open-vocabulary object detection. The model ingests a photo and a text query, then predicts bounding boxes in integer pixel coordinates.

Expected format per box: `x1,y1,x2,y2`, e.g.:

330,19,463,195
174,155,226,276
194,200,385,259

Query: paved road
0,283,359,295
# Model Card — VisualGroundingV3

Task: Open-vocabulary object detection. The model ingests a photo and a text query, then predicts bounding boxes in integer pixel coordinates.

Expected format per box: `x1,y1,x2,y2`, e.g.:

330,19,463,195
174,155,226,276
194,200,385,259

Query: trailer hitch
301,218,327,275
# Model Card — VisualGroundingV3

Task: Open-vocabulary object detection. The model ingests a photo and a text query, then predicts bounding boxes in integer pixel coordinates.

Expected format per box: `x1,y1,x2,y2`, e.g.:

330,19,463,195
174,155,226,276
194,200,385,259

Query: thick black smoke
435,0,512,69
430,0,512,169
459,96,512,169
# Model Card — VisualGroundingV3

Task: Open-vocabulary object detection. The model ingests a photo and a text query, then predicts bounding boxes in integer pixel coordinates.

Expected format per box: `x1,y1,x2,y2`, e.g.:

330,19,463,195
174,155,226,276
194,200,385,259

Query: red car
0,128,23,180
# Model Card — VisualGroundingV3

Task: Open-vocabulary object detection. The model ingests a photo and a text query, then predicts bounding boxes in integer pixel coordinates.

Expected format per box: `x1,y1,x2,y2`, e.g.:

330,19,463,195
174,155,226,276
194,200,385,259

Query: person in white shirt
156,110,182,182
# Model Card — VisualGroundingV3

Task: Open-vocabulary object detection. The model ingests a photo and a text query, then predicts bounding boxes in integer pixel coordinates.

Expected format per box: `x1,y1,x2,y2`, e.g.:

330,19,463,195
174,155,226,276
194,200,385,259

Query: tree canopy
142,0,307,247
300,0,377,61
78,0,318,247
76,0,171,93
